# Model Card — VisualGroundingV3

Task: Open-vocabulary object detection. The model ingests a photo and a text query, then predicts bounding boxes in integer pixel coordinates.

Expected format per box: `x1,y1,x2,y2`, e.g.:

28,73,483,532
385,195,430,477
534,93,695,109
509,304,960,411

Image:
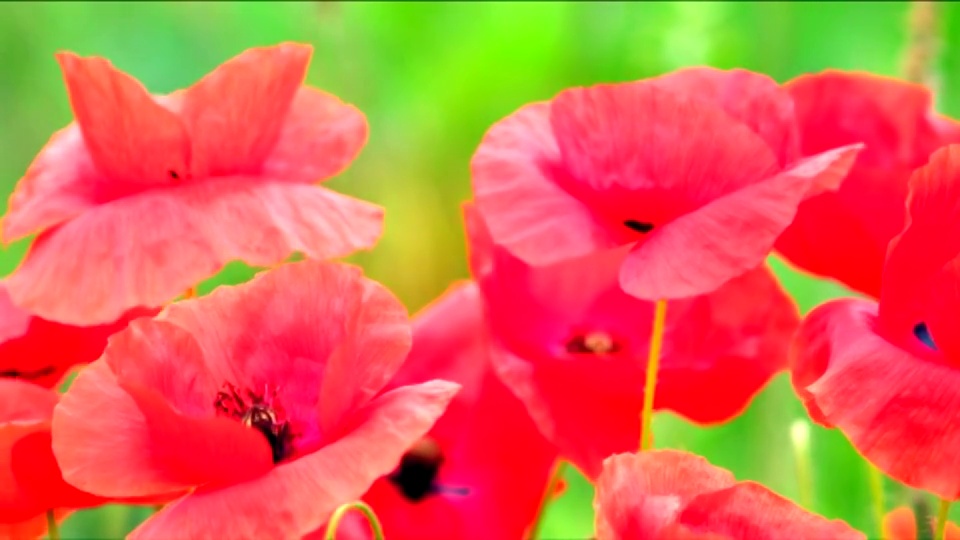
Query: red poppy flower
470,67,861,301
594,451,864,540
51,261,459,539
0,283,154,388
1,379,104,540
320,282,557,540
775,71,960,298
883,506,960,540
792,145,960,499
2,43,381,325
465,205,798,478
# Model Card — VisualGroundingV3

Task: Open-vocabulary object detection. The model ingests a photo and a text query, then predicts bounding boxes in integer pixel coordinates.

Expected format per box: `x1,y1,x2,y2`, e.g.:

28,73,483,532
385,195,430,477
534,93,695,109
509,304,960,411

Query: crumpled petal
130,381,459,540
344,282,557,540
56,52,190,198
881,145,960,355
262,87,368,183
471,103,618,266
620,145,860,300
776,71,959,298
791,298,960,499
467,206,797,477
648,68,800,166
180,43,311,177
6,180,382,324
594,452,735,540
595,451,863,540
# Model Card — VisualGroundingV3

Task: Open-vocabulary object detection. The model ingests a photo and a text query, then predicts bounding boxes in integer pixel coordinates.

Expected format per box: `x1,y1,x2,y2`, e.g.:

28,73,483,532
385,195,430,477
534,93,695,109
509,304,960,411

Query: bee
241,403,292,464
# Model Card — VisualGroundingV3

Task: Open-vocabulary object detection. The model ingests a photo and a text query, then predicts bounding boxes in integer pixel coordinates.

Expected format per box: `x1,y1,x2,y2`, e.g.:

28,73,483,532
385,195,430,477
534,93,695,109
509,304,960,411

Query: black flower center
914,322,937,351
566,332,621,355
0,365,56,380
388,438,444,503
624,220,654,234
215,383,293,463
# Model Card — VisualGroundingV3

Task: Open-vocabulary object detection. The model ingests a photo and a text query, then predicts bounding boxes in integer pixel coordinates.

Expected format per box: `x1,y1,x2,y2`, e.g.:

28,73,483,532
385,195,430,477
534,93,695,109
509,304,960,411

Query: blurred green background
1,1,958,538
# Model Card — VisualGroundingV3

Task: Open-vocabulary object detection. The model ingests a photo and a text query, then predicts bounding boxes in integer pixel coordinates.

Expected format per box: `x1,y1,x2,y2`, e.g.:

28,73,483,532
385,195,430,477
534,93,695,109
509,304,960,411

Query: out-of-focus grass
1,1,957,538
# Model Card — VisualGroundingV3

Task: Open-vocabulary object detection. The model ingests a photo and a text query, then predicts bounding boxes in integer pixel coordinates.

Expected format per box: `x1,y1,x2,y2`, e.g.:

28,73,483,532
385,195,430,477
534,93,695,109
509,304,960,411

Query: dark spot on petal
389,438,444,503
566,332,620,355
168,170,180,180
624,220,654,234
215,382,293,463
914,322,937,351
0,365,56,380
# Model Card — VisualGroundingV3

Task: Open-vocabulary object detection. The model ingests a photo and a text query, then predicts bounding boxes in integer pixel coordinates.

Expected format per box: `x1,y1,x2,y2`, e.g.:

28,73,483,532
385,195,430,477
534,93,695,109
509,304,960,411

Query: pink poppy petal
1,422,48,523
549,82,779,202
676,482,864,540
55,52,190,196
157,262,365,390
0,283,156,388
318,274,412,435
620,144,860,300
0,286,30,344
471,102,618,266
11,431,105,510
792,298,960,499
490,345,641,480
594,452,736,540
650,68,800,165
152,261,409,439
52,361,192,497
1,125,100,241
119,381,274,488
787,70,940,169
5,180,383,325
181,43,311,176
262,87,368,183
130,381,459,540
0,379,57,423
881,145,960,347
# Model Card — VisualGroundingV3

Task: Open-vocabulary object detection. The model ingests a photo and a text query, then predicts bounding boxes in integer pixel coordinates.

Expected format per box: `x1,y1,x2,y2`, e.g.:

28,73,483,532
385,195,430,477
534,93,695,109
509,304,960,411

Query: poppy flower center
388,437,444,503
566,332,620,355
624,220,654,234
214,382,293,463
913,322,937,351
0,365,55,380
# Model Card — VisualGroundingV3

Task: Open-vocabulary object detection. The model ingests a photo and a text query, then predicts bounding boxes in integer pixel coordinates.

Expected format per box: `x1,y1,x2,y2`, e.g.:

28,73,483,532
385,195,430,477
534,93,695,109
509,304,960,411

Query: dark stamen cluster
214,382,294,463
388,438,444,503
566,332,621,355
0,365,56,379
624,220,654,234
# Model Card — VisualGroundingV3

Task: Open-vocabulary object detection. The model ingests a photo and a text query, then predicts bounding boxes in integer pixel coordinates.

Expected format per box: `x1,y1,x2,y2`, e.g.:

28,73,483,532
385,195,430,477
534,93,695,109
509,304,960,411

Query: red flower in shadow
792,145,960,499
594,451,863,540
1,379,104,539
466,204,798,478
0,283,154,388
775,71,960,297
3,43,382,325
471,67,861,301
51,261,459,539
318,282,557,540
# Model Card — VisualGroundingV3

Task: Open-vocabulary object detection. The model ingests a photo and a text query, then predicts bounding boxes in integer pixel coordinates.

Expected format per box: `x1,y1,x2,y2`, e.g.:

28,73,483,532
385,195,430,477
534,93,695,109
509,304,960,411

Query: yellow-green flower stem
46,510,59,540
641,299,668,451
936,499,952,540
325,501,384,540
867,463,886,538
790,419,814,511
